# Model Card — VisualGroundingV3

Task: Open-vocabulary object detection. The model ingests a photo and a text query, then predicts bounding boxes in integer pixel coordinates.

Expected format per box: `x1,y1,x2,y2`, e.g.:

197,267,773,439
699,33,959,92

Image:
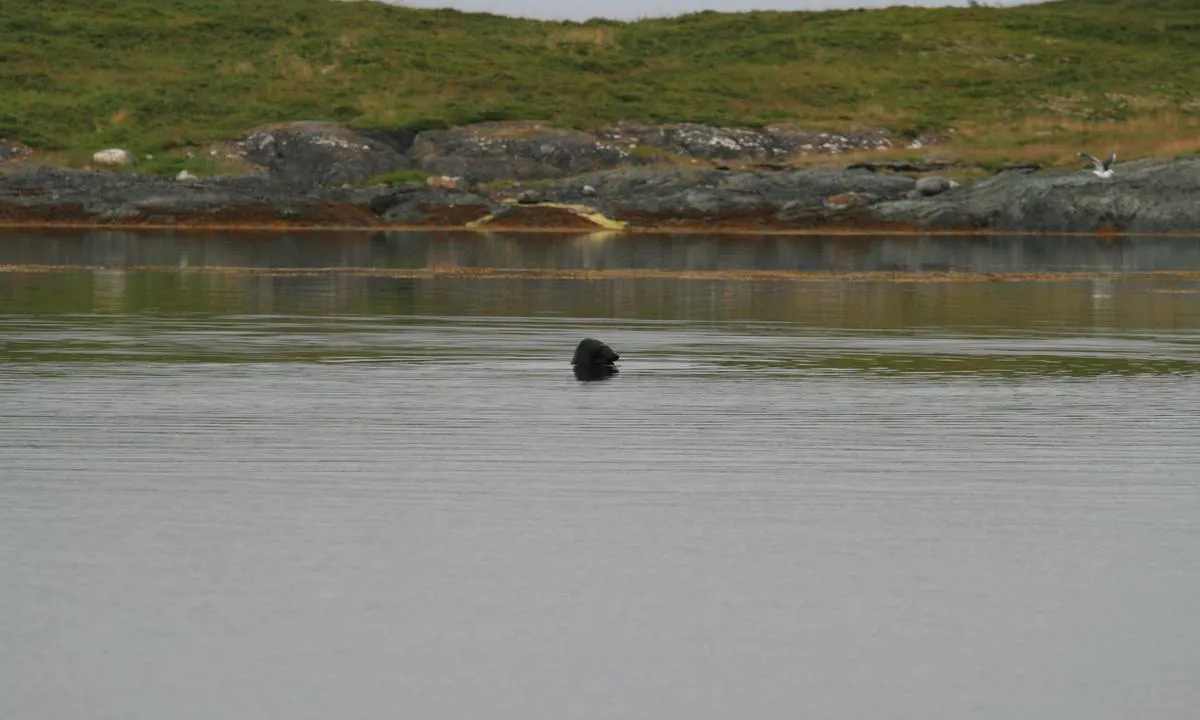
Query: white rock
176,170,197,181
92,148,134,166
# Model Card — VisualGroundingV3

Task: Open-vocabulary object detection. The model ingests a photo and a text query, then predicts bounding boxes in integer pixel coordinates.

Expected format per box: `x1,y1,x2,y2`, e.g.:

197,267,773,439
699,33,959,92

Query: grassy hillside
3,0,1199,168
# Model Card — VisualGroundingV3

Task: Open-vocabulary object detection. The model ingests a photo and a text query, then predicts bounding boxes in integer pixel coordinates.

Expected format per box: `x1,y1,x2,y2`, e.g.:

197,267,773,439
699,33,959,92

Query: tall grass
2,0,1198,166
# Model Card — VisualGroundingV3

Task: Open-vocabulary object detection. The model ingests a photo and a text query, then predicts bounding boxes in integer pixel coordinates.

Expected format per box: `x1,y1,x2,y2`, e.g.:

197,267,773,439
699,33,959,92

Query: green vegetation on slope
2,0,1199,160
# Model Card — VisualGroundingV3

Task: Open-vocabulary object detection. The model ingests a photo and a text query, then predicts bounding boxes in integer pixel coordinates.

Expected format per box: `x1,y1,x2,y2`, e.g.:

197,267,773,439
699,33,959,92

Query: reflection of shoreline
4,229,1200,277
5,264,1200,283
4,221,1200,239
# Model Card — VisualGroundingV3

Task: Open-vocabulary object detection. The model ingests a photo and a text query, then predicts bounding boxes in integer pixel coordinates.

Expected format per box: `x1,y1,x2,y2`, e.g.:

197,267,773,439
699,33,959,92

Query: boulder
238,121,412,188
92,148,134,166
409,121,639,183
914,176,956,196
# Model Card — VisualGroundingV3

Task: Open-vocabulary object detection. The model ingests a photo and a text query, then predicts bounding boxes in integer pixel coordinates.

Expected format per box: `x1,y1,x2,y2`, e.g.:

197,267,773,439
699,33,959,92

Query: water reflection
1,274,1198,379
3,269,1199,334
573,365,620,382
5,228,1200,274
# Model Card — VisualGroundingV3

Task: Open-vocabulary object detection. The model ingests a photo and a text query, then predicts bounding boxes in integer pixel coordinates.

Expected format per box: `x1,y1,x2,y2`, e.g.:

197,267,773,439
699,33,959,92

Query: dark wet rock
0,165,388,226
367,185,498,226
238,121,412,188
409,122,639,184
868,159,1200,233
599,122,896,160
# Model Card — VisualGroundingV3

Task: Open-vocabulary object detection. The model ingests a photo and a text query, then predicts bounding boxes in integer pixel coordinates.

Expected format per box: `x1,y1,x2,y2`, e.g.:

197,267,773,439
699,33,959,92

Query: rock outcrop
598,122,901,161
233,120,930,187
408,122,641,183
868,159,1200,233
4,120,1199,234
238,121,412,187
0,166,383,226
534,167,916,228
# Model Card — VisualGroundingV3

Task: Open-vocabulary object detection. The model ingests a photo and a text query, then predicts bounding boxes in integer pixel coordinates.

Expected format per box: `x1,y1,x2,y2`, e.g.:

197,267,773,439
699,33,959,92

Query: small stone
915,176,954,196
92,148,134,166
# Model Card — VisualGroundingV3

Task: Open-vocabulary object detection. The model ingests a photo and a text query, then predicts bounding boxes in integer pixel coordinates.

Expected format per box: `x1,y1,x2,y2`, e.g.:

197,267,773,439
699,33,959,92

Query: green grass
2,0,1199,166
364,169,432,186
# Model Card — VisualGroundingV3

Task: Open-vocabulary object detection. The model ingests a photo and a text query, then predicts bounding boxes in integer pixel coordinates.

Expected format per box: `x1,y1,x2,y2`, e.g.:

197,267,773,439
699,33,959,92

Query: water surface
3,230,1200,720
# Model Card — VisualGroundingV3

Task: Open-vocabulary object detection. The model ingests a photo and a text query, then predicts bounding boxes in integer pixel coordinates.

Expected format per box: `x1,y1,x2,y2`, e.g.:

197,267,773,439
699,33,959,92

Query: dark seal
571,337,620,381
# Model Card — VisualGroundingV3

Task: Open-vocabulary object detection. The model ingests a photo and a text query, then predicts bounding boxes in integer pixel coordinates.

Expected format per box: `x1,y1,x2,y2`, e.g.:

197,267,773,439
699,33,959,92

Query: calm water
3,230,1200,720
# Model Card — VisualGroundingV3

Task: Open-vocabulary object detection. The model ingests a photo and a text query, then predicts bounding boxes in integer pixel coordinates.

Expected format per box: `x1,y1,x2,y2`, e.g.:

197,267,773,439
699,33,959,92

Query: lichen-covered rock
238,121,412,188
869,159,1200,233
4,157,1200,233
409,122,640,183
598,122,897,160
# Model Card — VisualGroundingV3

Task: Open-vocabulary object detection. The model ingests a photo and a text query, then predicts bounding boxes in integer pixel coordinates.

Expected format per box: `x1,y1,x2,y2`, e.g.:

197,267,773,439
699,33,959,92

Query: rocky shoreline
3,122,1199,234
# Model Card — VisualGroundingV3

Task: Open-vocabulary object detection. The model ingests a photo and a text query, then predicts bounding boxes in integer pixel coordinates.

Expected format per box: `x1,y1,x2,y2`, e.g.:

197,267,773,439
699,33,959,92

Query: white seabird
1078,151,1116,178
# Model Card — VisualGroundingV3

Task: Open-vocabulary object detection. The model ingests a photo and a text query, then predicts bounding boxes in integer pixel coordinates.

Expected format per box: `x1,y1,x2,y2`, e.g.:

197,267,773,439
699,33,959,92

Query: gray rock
1,140,32,163
410,122,639,183
869,159,1200,233
599,122,896,160
5,157,1200,233
0,165,391,225
368,186,498,225
540,167,915,225
238,121,412,188
914,176,955,196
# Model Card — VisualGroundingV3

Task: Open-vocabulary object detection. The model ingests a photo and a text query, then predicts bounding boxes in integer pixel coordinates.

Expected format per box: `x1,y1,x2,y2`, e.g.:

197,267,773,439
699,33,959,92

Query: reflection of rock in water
92,269,127,313
1091,278,1115,312
573,365,619,382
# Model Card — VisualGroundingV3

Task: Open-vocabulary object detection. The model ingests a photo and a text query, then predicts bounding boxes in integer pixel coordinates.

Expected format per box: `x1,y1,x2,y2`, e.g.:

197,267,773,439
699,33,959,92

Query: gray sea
3,229,1199,720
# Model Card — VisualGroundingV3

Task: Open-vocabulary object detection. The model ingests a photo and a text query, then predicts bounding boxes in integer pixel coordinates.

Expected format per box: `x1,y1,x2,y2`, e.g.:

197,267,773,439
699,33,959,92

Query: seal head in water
572,338,620,380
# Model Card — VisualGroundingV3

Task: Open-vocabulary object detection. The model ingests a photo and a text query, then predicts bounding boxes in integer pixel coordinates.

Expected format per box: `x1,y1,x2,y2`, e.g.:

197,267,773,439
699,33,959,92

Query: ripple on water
3,264,1200,720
